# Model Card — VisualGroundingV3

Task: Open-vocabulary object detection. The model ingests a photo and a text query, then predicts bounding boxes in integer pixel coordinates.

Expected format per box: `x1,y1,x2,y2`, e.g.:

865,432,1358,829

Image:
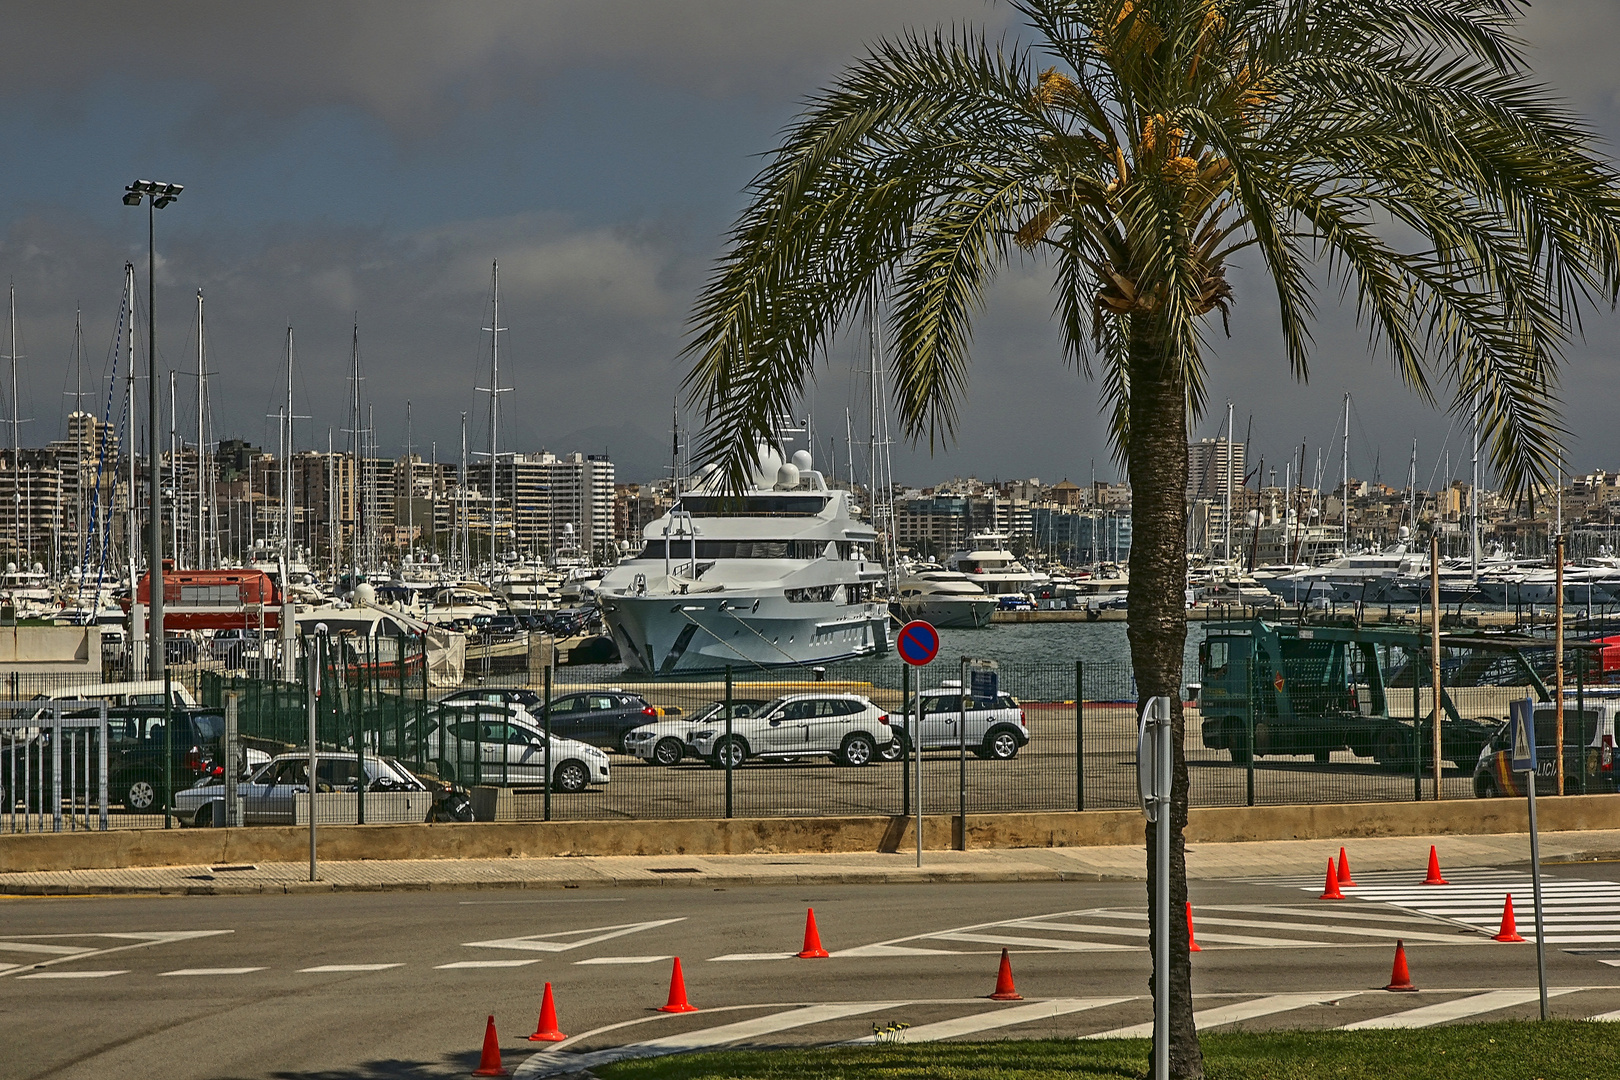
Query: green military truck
1197,618,1549,769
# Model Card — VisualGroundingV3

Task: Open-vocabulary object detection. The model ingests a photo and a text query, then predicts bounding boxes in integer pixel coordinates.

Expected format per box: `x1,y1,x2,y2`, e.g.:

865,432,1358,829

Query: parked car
880,681,1029,761
407,704,610,792
542,690,663,753
623,699,769,766
685,693,893,768
997,594,1037,611
173,753,431,828
440,687,543,710
1473,697,1620,798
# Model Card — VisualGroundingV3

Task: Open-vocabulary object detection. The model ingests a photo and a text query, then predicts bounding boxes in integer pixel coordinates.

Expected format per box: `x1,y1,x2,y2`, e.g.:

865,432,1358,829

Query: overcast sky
1,1,1617,488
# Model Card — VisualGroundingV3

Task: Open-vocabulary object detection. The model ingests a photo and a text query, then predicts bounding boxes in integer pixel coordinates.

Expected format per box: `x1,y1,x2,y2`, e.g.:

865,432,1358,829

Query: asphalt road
6,862,1620,1079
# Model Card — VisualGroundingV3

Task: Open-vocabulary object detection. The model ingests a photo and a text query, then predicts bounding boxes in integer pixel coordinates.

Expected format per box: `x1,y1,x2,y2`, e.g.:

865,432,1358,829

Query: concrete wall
3,795,1617,874
0,625,100,675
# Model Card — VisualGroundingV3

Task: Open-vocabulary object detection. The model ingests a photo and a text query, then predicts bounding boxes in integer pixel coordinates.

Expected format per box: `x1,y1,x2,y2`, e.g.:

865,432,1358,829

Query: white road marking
435,959,542,969
0,930,235,980
300,964,404,972
1340,988,1580,1029
465,919,686,954
931,932,1134,952
1086,993,1358,1039
17,970,128,979
158,967,265,977
708,952,797,962
0,942,98,955
830,944,960,958
575,955,673,965
848,998,1130,1043
1588,1008,1620,1021
516,1002,902,1078
1020,919,1312,949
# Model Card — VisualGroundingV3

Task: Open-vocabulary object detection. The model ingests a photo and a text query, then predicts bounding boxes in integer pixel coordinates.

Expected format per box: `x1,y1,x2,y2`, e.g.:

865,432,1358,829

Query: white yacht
943,532,1047,597
1261,534,1427,604
493,561,556,615
890,563,995,628
596,449,891,674
422,581,506,626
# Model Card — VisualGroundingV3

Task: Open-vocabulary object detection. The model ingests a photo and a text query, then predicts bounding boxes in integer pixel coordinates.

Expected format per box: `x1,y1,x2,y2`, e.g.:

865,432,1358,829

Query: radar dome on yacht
354,582,377,606
776,462,801,489
1398,525,1411,540
5,562,15,573
791,449,813,472
31,562,42,574
753,444,783,487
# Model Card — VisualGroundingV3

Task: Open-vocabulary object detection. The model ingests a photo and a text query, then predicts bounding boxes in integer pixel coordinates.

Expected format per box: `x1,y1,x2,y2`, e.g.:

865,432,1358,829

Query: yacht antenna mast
1222,400,1233,566
125,265,138,588
345,318,362,575
1470,391,1480,582
477,261,510,564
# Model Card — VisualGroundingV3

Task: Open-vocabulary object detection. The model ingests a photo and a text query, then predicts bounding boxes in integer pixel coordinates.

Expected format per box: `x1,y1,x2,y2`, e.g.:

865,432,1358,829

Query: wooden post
1555,533,1566,796
1430,534,1442,800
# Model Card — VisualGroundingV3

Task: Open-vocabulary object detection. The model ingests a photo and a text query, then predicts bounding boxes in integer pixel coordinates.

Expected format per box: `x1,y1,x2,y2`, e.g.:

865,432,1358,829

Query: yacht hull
889,595,994,629
600,592,891,674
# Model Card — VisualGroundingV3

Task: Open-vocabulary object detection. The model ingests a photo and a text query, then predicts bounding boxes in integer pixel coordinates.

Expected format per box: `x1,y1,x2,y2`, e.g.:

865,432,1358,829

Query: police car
1473,696,1619,797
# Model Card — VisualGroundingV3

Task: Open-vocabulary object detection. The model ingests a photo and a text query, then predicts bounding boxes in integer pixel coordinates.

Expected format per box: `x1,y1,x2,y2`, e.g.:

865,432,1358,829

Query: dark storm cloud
0,1,1615,486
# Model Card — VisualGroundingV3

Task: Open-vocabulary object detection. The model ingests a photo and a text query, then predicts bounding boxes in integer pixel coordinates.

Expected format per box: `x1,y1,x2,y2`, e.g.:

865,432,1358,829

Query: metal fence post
957,656,967,851
1075,661,1084,812
542,664,552,822
724,665,733,820
1245,657,1256,807
903,663,912,818
50,707,62,833
1413,639,1423,801
97,703,108,830
356,644,366,826
1577,651,1587,795
163,669,173,829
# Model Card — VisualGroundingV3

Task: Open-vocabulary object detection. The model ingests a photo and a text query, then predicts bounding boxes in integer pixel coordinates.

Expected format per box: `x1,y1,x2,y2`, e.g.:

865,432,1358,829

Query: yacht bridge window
676,495,829,516
636,539,871,561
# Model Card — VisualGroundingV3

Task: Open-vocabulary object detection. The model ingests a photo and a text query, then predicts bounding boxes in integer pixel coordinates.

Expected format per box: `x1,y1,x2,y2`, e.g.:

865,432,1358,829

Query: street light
123,178,183,680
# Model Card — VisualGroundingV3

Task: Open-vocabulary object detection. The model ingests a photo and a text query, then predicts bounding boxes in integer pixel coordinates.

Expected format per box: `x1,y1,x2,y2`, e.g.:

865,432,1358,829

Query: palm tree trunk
1125,316,1202,1080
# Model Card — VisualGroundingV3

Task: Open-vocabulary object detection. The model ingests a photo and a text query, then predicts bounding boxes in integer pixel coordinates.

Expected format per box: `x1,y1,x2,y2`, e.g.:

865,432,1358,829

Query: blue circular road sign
897,620,940,666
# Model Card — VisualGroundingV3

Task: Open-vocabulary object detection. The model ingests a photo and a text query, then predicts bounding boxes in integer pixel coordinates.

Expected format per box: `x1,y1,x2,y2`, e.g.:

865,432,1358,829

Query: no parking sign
896,620,939,666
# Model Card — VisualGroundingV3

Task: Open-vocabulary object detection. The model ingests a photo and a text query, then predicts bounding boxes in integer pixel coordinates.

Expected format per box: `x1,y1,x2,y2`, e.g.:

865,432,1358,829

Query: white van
37,680,199,709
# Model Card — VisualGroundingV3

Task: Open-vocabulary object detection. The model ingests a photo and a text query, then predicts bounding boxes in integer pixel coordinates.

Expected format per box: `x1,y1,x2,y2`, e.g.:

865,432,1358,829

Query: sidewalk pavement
3,829,1617,896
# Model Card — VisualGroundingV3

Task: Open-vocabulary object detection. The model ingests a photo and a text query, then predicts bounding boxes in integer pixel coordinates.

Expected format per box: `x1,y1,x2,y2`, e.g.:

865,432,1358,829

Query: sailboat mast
405,401,414,560
459,413,469,574
349,319,361,575
9,285,19,563
481,260,509,565
168,369,177,567
1341,393,1350,552
195,290,205,568
1471,391,1480,582
125,265,137,587
283,326,294,572
1222,400,1233,565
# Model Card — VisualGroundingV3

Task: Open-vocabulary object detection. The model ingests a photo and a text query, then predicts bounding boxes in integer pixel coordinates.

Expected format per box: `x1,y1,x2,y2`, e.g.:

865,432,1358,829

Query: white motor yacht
943,532,1048,597
596,448,891,674
493,561,556,615
890,564,995,628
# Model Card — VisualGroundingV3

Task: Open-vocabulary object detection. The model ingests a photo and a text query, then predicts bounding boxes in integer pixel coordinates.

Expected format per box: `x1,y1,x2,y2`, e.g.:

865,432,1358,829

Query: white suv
880,680,1028,761
686,693,893,768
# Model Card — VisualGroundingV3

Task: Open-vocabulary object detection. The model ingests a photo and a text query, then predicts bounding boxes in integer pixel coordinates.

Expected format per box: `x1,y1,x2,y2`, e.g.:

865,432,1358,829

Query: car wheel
1224,720,1252,765
432,758,457,784
709,736,747,770
984,729,1020,761
838,732,876,767
652,737,685,767
1475,773,1499,798
1375,730,1411,770
552,760,589,793
123,778,159,811
879,733,910,762
194,806,215,828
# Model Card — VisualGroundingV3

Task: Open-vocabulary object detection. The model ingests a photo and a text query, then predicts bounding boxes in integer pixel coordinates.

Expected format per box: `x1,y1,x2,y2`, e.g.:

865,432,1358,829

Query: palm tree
681,2,1620,1075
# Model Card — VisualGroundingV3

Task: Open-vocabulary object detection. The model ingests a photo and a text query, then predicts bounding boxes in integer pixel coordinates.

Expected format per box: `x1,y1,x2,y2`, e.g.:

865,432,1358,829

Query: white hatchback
686,693,893,768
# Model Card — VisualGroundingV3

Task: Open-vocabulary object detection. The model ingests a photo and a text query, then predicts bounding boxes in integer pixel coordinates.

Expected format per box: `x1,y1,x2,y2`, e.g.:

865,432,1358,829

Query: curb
0,867,1135,897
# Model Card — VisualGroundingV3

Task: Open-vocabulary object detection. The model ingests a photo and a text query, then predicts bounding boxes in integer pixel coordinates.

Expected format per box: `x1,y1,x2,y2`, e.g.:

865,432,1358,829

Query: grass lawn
594,1021,1616,1080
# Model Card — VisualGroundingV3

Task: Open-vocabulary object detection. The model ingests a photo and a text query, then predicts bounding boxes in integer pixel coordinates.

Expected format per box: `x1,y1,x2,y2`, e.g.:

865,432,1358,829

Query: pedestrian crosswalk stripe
435,959,541,969
1086,994,1359,1040
516,1002,903,1078
300,964,403,972
575,955,672,965
1340,988,1579,1029
1090,910,1465,945
846,998,1130,1043
16,969,126,979
708,952,798,962
931,932,1134,952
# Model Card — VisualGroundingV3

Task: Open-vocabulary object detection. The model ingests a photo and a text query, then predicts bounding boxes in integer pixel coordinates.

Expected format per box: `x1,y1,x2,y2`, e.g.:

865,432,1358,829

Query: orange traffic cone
797,907,830,958
989,947,1023,1000
1493,894,1526,943
1320,858,1346,900
526,982,566,1042
1422,845,1449,885
1186,902,1202,953
471,1015,509,1077
1337,847,1357,887
1383,940,1418,992
657,957,699,1013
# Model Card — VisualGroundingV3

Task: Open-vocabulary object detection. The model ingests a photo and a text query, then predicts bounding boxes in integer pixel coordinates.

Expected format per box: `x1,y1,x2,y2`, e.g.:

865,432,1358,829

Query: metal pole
724,666,733,820
542,663,552,822
1431,534,1442,800
162,669,173,828
1413,637,1423,801
1555,534,1566,796
902,662,911,819
356,637,365,826
147,197,165,682
1153,698,1171,1080
1528,773,1549,1019
914,664,922,867
958,656,967,851
224,692,239,827
1075,661,1084,811
1577,652,1587,795
308,629,322,881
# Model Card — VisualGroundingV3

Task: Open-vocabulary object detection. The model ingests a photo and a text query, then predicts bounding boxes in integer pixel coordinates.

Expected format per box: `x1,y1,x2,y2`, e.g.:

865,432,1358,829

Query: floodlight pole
125,180,182,680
